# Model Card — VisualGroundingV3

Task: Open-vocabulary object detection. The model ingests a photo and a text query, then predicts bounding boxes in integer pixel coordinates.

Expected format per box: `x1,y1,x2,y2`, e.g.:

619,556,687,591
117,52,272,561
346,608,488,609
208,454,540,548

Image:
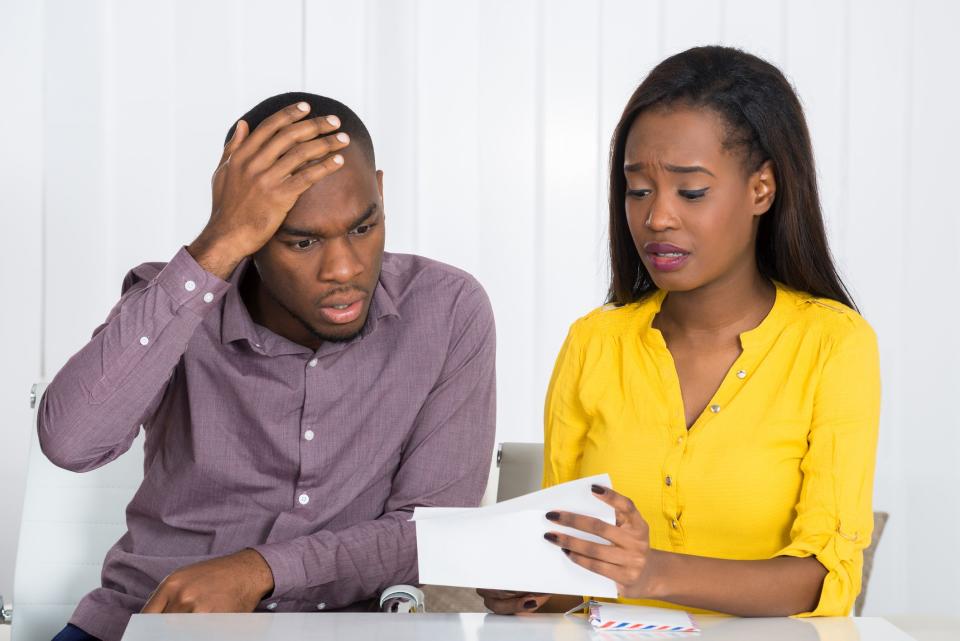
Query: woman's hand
543,484,665,599
476,589,552,614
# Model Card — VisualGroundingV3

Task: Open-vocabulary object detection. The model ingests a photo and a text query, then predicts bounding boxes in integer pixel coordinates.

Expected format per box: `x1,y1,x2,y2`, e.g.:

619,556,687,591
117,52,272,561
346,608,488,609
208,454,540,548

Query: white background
2,0,958,617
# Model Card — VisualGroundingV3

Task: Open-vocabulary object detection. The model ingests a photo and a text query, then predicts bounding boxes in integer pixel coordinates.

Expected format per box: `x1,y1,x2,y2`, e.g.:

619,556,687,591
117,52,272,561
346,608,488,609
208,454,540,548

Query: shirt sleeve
253,283,497,606
773,316,881,616
543,321,591,489
38,247,230,472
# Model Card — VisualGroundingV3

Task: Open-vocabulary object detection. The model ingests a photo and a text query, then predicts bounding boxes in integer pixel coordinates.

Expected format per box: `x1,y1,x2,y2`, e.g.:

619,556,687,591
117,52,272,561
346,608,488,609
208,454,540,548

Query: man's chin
305,314,369,344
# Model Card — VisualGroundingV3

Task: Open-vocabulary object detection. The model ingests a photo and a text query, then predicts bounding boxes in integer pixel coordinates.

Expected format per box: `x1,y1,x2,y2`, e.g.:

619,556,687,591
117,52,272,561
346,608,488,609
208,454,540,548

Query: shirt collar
219,258,401,351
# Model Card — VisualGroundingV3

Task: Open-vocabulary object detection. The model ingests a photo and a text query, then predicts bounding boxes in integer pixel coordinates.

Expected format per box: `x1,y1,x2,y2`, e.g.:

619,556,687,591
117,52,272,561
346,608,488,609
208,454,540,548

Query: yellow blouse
543,283,880,616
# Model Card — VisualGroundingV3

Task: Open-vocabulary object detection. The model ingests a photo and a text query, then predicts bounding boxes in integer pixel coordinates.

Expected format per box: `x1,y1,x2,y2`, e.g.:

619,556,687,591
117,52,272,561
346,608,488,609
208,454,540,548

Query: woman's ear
751,160,777,216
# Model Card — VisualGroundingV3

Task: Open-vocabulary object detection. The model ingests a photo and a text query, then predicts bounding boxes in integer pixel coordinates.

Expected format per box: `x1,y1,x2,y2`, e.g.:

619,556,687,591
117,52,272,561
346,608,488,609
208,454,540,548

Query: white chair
11,382,144,641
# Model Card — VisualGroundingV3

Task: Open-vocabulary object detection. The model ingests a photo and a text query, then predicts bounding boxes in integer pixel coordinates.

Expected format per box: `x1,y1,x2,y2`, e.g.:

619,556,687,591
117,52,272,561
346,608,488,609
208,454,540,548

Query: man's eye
351,224,373,236
294,239,315,250
679,188,708,200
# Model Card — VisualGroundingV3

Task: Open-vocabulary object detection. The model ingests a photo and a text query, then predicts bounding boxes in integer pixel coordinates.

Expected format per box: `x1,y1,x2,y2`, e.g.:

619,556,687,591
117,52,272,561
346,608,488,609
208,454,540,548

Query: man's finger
270,132,351,180
254,115,343,170
239,102,314,158
220,119,248,163
283,153,346,195
140,588,168,614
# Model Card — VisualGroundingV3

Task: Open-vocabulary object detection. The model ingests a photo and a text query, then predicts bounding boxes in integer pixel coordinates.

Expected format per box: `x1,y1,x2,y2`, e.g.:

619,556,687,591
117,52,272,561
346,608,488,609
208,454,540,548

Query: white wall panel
0,0,44,604
477,0,540,442
538,0,604,401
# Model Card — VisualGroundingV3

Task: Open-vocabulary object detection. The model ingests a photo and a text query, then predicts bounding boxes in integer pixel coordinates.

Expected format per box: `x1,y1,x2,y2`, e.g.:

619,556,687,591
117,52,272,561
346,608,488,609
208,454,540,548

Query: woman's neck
654,263,776,342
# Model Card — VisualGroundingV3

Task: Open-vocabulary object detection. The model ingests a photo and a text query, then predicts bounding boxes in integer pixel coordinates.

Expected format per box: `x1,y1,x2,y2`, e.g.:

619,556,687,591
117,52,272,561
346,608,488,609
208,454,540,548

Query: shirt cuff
775,529,864,616
251,540,309,600
154,246,232,315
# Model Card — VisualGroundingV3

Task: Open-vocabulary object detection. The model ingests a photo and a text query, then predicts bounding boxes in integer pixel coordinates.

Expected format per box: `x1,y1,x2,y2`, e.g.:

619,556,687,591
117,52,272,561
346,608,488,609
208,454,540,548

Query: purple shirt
38,247,496,641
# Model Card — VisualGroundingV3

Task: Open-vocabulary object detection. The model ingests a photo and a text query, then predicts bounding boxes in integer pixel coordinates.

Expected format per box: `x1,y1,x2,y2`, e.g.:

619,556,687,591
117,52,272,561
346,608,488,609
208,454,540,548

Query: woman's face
623,105,776,293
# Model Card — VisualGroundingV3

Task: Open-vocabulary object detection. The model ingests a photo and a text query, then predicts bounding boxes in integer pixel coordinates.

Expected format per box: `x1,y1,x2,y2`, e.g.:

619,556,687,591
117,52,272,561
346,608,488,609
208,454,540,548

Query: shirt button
676,436,684,445
665,475,673,487
316,603,326,611
308,358,318,368
671,519,679,529
304,430,315,441
203,292,214,303
710,404,721,413
184,280,196,292
736,370,747,379
139,336,149,346
266,602,277,610
298,493,310,505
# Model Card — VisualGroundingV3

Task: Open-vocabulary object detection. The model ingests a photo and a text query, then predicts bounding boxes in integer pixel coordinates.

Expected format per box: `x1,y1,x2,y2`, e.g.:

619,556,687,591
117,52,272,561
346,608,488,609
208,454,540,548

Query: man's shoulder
379,252,486,303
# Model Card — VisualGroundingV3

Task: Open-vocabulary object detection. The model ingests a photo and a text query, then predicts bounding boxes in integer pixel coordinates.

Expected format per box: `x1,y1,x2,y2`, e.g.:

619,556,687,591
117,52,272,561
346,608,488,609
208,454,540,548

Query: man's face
253,147,385,344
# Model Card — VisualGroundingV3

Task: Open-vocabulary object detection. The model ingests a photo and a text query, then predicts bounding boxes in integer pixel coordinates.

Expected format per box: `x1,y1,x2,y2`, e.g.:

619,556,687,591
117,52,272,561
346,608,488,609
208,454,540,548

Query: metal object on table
379,585,425,613
0,594,12,624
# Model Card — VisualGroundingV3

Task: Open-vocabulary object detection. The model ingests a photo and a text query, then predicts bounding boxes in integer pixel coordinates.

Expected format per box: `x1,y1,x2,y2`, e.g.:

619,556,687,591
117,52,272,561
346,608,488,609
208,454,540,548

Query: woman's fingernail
591,484,606,495
326,115,341,127
543,532,559,543
562,548,571,556
297,102,310,112
524,599,538,609
545,511,560,522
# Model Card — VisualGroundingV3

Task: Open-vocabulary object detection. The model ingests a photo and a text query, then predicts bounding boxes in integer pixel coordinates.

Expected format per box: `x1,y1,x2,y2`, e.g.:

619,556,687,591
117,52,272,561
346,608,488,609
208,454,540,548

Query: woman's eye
679,188,708,200
626,189,651,199
294,239,315,250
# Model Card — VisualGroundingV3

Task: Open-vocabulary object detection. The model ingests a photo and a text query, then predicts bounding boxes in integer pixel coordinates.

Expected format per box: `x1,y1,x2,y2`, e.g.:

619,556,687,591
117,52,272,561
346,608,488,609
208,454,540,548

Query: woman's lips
318,299,364,324
644,243,691,273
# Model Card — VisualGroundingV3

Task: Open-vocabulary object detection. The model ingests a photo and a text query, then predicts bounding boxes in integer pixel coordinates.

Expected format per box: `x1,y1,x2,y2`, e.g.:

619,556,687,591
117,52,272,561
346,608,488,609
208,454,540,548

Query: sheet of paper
413,474,618,598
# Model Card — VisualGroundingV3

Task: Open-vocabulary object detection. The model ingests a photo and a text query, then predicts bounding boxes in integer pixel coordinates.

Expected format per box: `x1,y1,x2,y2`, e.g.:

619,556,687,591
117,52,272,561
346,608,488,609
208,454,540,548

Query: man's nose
318,237,364,283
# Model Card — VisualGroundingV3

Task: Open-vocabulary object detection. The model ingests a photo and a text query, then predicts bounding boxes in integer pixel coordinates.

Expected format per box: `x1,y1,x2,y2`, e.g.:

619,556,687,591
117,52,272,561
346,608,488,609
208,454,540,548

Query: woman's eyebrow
624,161,716,178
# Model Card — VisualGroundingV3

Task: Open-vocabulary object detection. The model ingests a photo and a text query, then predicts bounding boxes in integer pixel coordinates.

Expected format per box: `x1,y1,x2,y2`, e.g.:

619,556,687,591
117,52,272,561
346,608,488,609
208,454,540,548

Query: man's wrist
187,232,245,281
239,548,276,599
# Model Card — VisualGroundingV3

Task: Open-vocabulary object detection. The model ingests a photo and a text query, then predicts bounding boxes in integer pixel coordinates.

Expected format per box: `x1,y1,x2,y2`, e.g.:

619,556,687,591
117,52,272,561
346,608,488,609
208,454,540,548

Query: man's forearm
39,247,229,472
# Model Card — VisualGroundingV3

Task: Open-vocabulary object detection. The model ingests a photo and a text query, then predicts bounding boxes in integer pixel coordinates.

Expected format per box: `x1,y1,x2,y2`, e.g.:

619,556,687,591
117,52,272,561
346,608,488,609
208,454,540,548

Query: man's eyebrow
277,202,379,238
624,162,716,178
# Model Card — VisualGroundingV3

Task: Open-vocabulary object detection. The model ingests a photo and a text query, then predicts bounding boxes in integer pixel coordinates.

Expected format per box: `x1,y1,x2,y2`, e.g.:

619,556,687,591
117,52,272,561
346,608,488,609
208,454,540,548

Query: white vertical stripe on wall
0,0,44,605
539,0,604,404
2,0,959,616
903,0,960,609
477,0,540,441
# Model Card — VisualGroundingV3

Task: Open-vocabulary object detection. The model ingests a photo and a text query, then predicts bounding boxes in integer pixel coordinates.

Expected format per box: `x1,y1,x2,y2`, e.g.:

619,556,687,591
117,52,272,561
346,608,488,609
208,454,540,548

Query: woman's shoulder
777,284,876,346
568,295,660,340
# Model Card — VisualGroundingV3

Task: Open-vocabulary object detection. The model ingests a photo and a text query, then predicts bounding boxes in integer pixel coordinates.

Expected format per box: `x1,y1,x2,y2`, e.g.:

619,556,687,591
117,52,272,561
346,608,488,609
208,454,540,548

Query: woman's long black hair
607,46,856,311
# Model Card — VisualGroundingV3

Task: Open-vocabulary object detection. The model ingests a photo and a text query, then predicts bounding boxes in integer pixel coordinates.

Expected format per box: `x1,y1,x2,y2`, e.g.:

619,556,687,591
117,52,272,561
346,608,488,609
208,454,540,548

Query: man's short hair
225,92,375,169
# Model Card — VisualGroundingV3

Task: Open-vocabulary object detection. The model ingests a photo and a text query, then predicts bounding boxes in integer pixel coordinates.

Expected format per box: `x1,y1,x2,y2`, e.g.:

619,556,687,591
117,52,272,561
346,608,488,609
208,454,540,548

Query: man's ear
751,160,776,216
376,170,384,199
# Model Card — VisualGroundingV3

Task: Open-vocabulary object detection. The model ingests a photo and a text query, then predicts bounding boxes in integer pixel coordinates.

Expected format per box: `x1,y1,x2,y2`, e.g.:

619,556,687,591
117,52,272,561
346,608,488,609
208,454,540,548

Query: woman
480,46,879,617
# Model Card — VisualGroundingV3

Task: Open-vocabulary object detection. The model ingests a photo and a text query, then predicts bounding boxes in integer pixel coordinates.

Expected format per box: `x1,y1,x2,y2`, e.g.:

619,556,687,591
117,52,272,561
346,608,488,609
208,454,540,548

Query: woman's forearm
645,551,827,616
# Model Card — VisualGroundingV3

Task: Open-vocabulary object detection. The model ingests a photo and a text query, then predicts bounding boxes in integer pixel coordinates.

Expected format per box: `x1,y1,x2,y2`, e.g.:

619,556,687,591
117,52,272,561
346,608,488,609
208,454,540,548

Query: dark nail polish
591,484,606,494
545,511,560,522
562,548,571,556
543,532,559,543
524,599,538,609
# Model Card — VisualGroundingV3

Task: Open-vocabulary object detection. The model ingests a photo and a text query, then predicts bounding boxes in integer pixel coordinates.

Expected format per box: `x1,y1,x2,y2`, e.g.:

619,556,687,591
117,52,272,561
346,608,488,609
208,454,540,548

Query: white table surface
120,612,927,641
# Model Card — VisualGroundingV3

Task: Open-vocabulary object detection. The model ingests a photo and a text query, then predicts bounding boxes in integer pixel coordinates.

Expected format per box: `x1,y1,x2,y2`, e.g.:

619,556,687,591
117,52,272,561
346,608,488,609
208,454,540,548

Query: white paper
413,474,618,598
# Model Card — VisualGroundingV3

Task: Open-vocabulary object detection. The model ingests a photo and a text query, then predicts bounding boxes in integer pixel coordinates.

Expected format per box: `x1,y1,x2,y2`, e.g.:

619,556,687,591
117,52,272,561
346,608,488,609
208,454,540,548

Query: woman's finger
591,485,650,530
545,510,628,546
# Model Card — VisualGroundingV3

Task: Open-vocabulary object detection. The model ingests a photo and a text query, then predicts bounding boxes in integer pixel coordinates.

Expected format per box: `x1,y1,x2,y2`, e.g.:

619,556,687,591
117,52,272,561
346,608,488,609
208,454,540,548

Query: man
39,92,496,641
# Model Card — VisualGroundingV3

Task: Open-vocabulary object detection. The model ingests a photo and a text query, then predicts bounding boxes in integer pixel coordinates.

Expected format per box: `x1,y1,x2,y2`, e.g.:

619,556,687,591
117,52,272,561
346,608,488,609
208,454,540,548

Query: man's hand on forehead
187,101,352,280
